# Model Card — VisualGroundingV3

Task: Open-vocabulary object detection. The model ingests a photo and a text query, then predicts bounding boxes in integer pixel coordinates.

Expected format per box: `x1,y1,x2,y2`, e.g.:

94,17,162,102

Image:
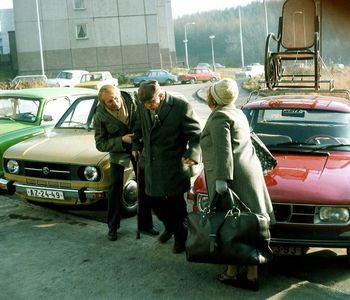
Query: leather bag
185,189,273,265
251,131,277,175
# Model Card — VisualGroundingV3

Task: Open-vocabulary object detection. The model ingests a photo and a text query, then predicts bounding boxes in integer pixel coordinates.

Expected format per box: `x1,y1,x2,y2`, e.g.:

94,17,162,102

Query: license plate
26,188,64,200
271,246,303,256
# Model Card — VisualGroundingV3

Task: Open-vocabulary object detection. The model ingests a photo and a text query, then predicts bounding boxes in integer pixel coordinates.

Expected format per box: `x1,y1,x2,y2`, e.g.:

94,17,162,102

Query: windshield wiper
269,141,318,147
313,143,350,150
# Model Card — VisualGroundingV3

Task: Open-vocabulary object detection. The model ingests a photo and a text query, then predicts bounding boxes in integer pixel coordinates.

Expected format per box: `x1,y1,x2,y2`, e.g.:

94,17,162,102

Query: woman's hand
216,180,228,194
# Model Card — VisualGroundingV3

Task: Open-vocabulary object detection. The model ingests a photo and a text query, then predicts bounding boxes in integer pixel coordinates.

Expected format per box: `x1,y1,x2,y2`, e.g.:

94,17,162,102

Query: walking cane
136,159,141,239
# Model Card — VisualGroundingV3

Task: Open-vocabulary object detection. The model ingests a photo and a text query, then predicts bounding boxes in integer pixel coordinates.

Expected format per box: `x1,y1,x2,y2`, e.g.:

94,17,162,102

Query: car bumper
270,228,350,249
6,180,107,205
0,178,16,194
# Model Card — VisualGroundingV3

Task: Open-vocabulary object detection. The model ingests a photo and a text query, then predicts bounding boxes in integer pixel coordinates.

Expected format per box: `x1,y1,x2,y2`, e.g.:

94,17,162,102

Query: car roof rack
247,87,350,103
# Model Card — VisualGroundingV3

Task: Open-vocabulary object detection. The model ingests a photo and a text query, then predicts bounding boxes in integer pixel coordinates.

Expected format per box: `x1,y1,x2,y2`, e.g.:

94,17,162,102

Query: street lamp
184,22,195,69
209,35,215,71
35,0,45,75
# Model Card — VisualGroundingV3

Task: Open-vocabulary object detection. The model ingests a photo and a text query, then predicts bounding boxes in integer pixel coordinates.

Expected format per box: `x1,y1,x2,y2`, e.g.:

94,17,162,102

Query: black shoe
172,241,186,254
107,229,118,241
158,230,173,243
140,227,160,236
217,272,259,292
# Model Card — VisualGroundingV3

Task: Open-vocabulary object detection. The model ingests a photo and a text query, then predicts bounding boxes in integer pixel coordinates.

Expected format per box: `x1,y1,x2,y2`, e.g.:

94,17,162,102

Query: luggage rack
247,86,350,102
258,77,335,92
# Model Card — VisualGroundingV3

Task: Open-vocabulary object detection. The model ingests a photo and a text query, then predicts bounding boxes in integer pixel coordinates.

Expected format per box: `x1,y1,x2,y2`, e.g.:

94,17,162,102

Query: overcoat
200,104,275,221
133,92,201,197
94,91,136,168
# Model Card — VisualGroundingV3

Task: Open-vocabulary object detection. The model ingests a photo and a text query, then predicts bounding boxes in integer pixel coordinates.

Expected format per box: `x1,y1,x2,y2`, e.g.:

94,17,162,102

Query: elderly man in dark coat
132,80,201,253
94,85,158,241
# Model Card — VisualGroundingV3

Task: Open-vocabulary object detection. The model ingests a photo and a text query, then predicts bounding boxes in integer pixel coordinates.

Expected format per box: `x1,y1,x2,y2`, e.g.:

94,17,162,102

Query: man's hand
132,150,140,161
182,157,196,166
122,133,134,144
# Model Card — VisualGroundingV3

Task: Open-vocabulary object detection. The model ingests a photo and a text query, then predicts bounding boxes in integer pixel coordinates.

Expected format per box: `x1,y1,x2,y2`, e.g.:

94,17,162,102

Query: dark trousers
108,160,154,231
107,163,124,231
149,195,188,242
135,165,154,230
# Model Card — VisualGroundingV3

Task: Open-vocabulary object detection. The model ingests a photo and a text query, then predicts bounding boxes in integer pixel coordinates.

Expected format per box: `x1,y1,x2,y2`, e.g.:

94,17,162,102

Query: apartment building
0,9,14,54
12,0,176,75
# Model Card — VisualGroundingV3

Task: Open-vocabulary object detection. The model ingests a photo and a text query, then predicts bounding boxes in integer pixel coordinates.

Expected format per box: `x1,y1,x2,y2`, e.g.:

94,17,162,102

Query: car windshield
244,108,350,149
56,97,97,129
0,97,40,122
57,72,73,79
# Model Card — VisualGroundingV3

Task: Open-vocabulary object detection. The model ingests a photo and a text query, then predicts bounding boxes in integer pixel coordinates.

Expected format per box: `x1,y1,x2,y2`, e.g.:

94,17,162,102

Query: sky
0,0,257,16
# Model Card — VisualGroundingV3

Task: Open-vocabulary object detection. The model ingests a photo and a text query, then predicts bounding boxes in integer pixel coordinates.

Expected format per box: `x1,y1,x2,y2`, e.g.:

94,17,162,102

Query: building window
73,0,85,10
76,24,88,39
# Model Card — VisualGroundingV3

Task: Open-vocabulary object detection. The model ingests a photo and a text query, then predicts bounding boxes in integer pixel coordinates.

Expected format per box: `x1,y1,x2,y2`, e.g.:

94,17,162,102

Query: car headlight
84,166,99,181
7,160,19,174
317,207,350,223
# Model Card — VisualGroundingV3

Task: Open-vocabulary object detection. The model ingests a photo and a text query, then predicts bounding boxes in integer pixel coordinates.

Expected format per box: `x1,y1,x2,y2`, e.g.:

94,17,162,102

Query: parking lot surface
1,193,350,300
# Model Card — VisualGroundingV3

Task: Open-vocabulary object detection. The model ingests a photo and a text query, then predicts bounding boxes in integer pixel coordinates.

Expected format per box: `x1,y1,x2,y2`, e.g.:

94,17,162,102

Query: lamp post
184,22,195,69
209,35,216,71
35,0,45,75
238,6,245,68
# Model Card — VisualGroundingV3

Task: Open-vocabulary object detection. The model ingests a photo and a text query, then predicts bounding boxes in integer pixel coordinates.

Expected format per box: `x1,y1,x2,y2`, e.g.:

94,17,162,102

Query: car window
246,108,350,145
57,72,72,79
58,97,96,129
0,97,40,122
42,97,71,125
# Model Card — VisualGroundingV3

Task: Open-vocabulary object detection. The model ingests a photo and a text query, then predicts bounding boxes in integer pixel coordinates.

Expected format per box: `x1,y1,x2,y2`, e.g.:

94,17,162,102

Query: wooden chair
264,0,322,90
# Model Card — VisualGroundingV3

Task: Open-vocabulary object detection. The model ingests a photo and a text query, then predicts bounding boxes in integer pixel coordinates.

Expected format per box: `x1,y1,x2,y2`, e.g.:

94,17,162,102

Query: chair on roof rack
264,0,324,90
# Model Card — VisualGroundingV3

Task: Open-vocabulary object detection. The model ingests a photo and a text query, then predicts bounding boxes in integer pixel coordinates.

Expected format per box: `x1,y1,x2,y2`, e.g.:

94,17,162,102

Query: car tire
210,77,217,82
121,179,137,217
190,78,196,84
165,79,172,85
181,81,186,84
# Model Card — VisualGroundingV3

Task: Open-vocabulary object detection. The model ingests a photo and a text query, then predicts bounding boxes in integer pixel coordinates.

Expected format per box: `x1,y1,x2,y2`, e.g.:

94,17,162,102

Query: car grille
274,203,315,224
23,161,78,180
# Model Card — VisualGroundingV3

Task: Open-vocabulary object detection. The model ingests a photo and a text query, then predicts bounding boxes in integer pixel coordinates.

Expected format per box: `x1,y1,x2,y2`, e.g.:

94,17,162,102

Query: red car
188,93,350,262
178,68,221,84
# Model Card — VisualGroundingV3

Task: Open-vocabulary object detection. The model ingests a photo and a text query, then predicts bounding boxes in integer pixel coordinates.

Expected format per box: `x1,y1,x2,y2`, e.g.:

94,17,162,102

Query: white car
235,64,264,79
48,70,89,87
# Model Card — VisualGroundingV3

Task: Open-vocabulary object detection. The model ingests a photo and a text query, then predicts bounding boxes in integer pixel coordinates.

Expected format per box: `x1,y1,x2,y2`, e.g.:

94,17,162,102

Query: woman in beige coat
200,78,275,291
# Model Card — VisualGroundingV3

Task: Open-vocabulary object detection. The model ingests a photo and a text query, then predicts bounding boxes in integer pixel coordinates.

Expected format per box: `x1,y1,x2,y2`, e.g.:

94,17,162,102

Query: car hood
265,152,350,204
0,121,35,136
4,129,108,165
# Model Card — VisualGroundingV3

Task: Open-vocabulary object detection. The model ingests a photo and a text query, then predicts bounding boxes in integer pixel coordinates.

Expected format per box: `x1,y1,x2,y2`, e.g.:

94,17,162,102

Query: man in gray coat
94,85,158,241
132,80,201,253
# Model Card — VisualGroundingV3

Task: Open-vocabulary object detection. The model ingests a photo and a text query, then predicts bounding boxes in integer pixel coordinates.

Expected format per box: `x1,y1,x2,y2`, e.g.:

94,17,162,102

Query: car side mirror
43,115,53,122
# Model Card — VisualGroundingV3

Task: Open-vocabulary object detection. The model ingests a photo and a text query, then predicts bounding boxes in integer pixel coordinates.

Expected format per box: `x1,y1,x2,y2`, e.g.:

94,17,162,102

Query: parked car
11,75,48,86
129,69,178,87
178,68,221,84
75,71,118,90
2,92,137,216
213,63,226,69
48,70,89,87
187,93,350,263
235,63,264,79
0,87,97,192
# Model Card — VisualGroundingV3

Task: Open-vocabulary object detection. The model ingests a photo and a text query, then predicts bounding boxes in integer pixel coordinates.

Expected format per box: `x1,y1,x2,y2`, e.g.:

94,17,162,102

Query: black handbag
251,131,277,175
185,189,273,265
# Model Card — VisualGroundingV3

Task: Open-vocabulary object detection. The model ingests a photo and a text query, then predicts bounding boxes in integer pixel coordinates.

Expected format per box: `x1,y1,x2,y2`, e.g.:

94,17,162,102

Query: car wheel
165,79,172,85
210,77,217,82
181,81,186,84
190,78,196,84
122,179,137,217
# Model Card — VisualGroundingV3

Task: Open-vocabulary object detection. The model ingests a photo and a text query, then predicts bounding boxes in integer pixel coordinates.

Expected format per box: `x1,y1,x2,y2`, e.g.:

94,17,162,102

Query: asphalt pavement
1,192,350,300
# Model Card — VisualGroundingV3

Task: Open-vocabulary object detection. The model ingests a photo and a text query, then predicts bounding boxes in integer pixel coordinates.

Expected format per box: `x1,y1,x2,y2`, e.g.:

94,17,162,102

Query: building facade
0,9,14,54
12,0,176,75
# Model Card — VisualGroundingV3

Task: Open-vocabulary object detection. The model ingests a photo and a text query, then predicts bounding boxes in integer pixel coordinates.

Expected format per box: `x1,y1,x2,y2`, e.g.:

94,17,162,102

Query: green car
0,87,97,192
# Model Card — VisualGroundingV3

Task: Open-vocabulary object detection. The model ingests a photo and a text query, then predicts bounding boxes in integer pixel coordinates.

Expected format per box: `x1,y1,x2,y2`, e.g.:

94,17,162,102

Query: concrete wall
12,0,175,75
0,9,15,54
